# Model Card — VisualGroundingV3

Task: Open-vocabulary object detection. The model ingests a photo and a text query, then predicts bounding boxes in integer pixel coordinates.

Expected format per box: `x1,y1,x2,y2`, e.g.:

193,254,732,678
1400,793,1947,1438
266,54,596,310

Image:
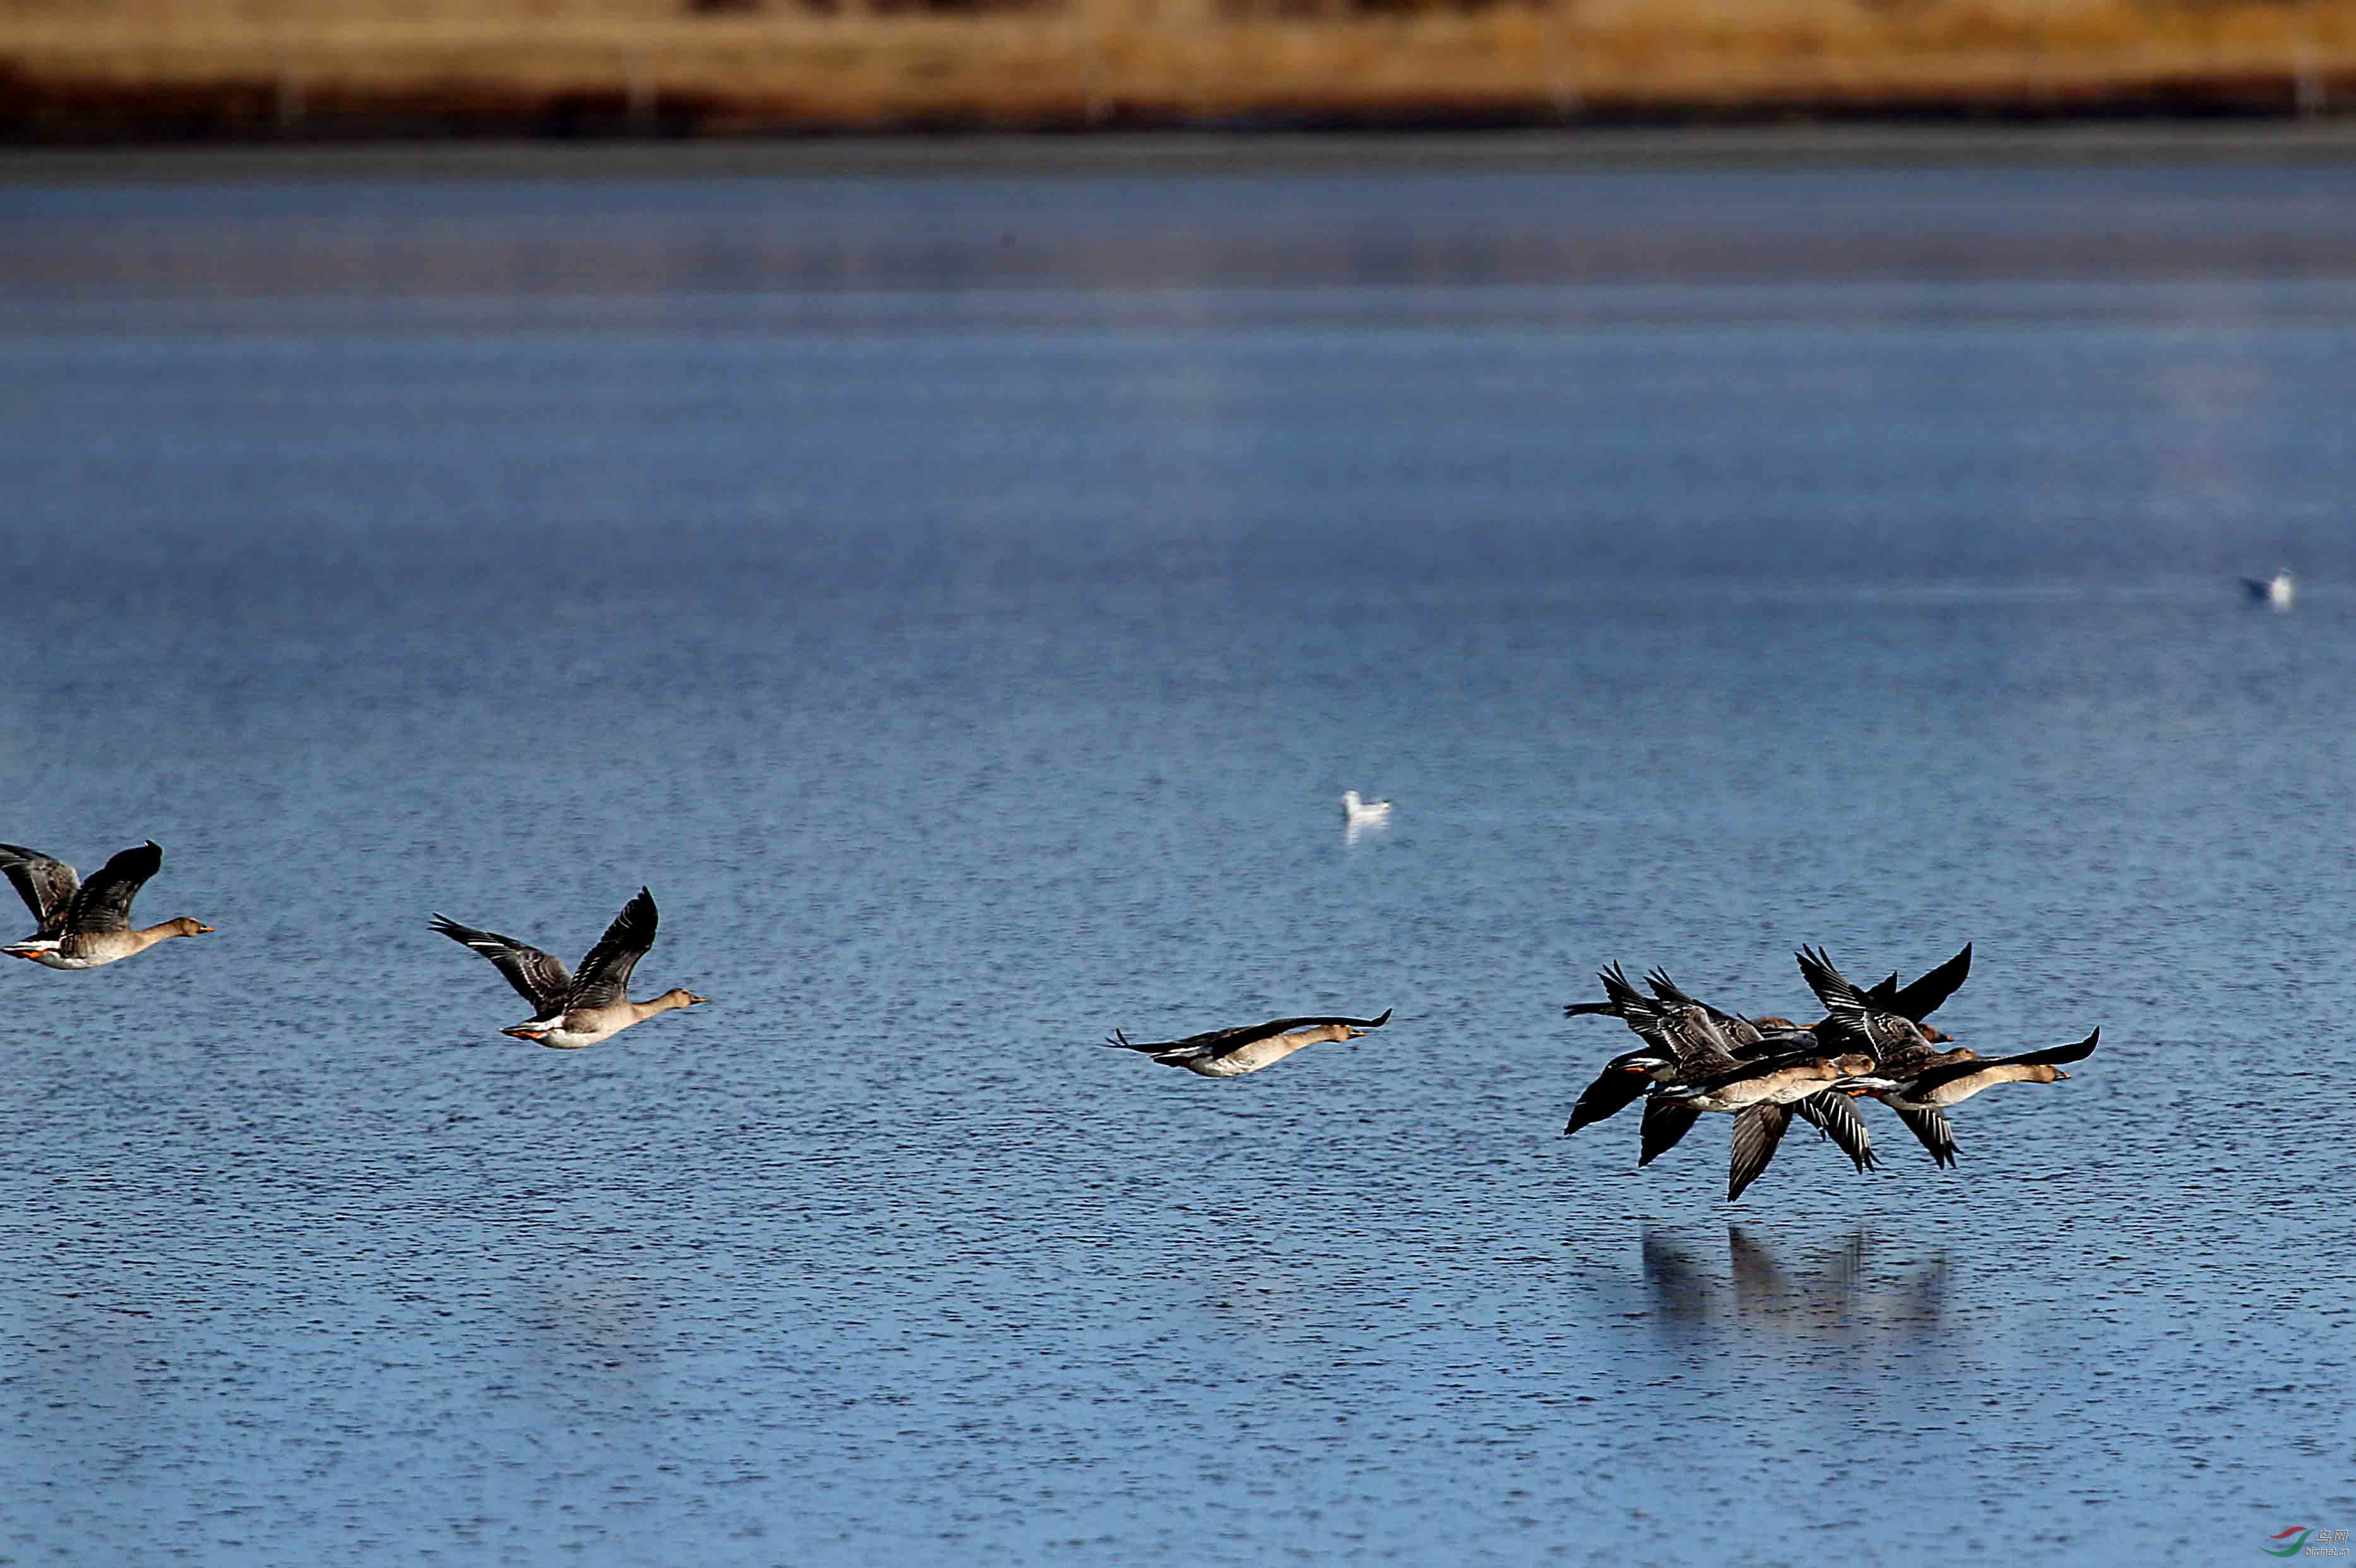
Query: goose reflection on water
1639,1225,1949,1340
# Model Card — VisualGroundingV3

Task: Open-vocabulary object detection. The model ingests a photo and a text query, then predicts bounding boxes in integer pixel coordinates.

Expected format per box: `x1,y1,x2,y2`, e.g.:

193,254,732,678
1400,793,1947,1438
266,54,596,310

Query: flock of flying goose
1557,945,2097,1200
1104,941,2097,1201
2,839,706,1048
6,829,2099,1204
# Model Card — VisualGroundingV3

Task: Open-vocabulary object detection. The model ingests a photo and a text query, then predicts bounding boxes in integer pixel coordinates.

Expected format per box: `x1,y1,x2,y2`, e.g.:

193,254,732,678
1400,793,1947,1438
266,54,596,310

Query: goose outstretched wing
431,914,574,1014
1104,1009,1391,1063
0,843,79,936
566,888,660,1010
65,841,162,935
1727,1102,1794,1201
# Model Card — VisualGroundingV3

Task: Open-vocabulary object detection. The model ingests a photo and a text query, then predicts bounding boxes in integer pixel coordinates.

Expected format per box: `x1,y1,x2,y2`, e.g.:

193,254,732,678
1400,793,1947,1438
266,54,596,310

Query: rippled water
2,156,2354,1565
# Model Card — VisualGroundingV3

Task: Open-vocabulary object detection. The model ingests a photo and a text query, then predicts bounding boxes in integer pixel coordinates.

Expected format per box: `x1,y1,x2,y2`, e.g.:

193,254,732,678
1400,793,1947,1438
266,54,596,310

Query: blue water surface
0,158,2352,1567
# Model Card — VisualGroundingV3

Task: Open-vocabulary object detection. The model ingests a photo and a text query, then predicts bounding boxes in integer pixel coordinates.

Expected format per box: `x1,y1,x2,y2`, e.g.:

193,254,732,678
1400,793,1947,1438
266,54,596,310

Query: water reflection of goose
1640,1226,1950,1338
1104,1009,1392,1076
2241,569,2295,608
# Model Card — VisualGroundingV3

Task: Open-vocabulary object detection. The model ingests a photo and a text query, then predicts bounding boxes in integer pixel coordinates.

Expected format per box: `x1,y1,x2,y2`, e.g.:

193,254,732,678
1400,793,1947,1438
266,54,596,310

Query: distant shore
4,0,2353,153
10,121,2356,184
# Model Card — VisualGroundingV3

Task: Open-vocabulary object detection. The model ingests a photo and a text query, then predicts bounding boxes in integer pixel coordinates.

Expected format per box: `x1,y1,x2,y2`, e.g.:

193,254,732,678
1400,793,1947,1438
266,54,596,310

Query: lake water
1,153,2353,1566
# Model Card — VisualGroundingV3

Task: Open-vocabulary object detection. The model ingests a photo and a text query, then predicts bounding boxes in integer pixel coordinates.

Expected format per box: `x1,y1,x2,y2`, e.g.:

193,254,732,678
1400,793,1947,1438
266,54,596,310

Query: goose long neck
629,991,694,1022
130,919,202,952
1985,1063,2059,1086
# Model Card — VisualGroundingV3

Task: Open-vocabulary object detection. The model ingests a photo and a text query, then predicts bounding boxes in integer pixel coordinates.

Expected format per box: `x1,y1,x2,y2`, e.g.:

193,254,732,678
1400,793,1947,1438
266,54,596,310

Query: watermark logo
2270,1528,2352,1558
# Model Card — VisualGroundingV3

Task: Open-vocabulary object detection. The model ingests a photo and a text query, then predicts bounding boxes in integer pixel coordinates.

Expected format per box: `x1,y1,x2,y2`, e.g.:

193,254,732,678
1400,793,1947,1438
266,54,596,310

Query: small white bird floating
1341,791,1392,831
2242,569,2294,609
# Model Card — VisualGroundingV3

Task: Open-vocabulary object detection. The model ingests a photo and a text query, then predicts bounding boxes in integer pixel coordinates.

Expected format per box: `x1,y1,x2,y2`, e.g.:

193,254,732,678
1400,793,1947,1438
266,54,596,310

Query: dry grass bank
2,0,2353,138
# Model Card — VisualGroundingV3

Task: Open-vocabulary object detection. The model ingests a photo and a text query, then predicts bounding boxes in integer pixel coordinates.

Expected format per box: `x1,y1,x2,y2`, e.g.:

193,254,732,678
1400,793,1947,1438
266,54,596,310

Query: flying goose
1838,1029,2099,1169
1797,946,1991,1164
432,887,707,1049
0,840,213,969
1563,964,1878,1185
1563,963,1734,1136
1647,1044,1885,1201
1796,946,1963,1059
1105,1008,1392,1077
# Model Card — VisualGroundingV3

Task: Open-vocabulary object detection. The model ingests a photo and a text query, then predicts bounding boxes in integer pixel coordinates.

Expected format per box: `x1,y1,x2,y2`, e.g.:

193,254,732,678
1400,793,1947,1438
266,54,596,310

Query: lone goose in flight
432,887,707,1049
0,839,213,969
1106,1009,1392,1076
1838,1030,2100,1169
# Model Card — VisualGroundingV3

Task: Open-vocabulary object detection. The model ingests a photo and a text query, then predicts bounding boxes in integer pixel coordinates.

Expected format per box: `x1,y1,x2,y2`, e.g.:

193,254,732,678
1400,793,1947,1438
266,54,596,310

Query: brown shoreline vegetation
2,1,2353,141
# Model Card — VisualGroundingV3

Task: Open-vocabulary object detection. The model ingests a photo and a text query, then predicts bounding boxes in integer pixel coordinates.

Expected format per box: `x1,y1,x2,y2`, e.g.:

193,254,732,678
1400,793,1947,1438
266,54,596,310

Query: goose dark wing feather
1101,1010,1391,1059
1638,1097,1700,1167
1793,1090,1878,1173
1888,1102,1960,1168
1563,1066,1651,1137
566,888,660,1010
1647,968,1750,1031
1727,1102,1794,1201
64,840,162,935
430,914,574,1012
1795,946,1873,1039
1595,963,1652,1023
0,842,79,935
1799,945,1924,1057
1889,943,1973,1023
1643,968,1696,1006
